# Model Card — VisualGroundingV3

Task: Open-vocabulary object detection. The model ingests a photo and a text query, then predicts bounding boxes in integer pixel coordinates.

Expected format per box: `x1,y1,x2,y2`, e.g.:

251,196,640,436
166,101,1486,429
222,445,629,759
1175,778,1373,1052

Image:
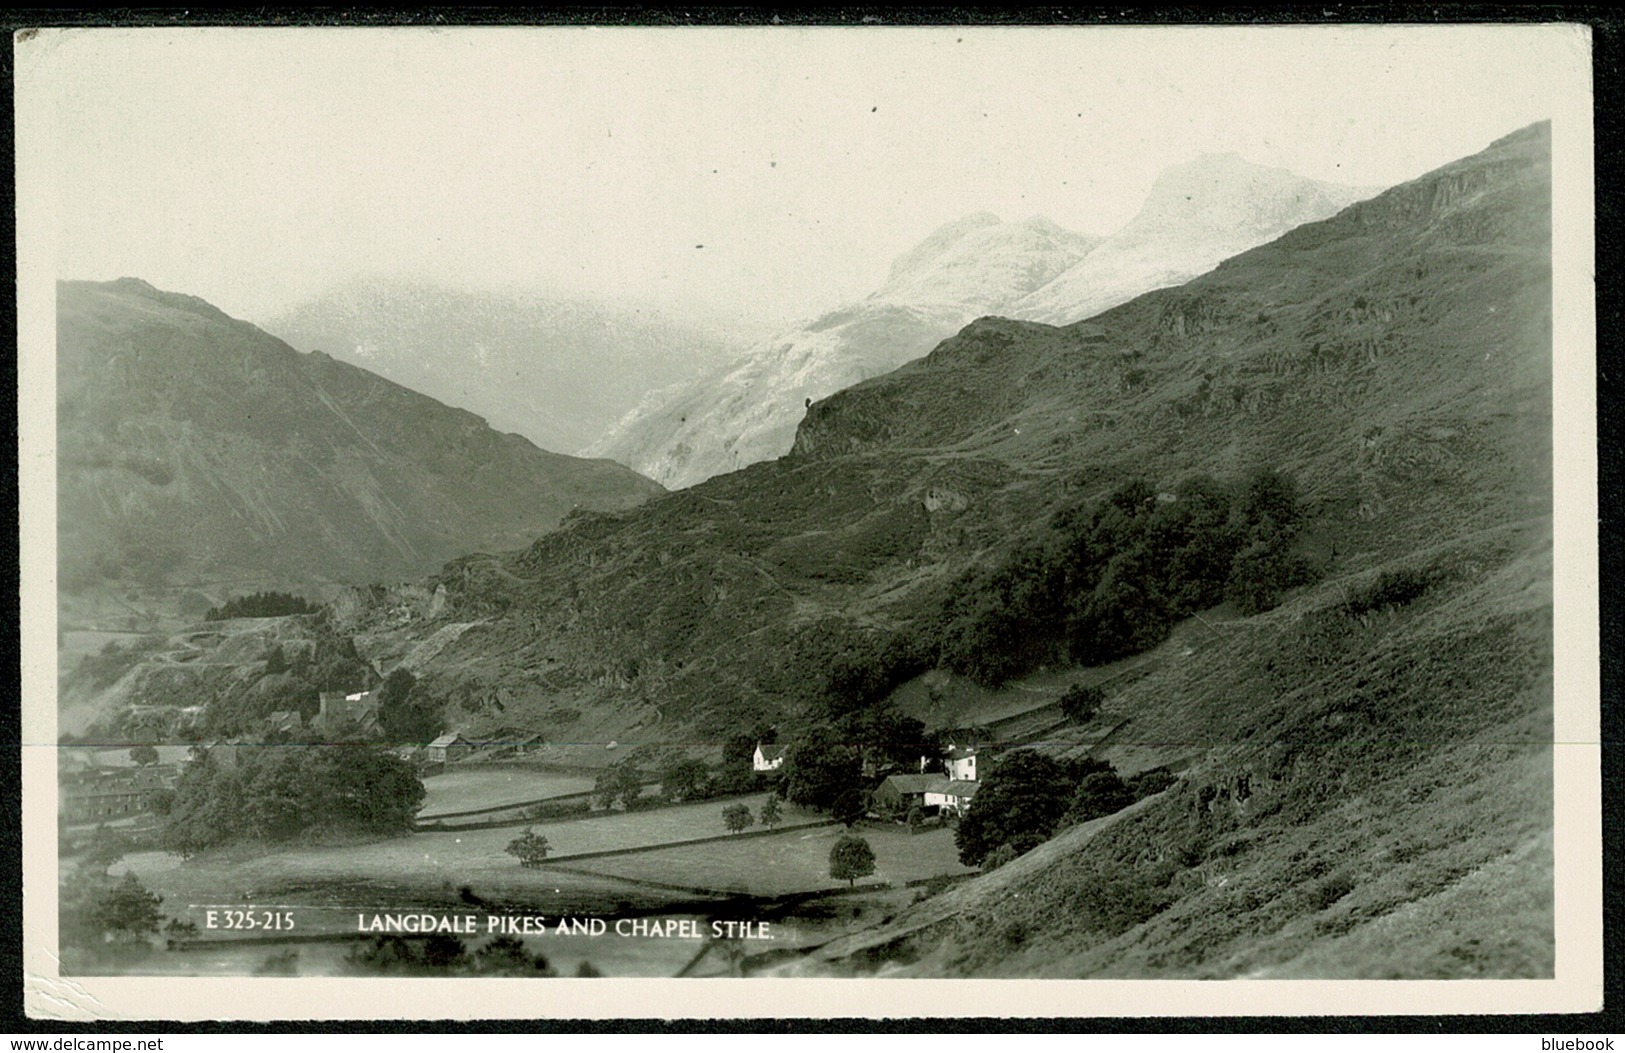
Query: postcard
17,22,1600,1021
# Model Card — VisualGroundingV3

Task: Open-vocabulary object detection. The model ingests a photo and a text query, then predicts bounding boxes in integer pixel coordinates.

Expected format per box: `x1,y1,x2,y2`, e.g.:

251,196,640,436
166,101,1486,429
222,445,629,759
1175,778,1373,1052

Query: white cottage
924,779,980,816
752,743,788,773
943,746,979,782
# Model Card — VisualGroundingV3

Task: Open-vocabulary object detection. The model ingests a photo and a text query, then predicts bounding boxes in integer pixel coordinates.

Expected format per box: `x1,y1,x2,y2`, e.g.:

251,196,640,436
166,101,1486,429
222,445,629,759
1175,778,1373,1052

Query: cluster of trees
160,744,424,856
345,934,563,976
505,828,551,867
66,639,154,693
780,707,938,822
201,629,376,739
204,591,320,621
59,830,194,966
60,871,166,964
954,749,1177,868
592,760,649,811
375,668,442,744
935,470,1312,687
722,796,781,835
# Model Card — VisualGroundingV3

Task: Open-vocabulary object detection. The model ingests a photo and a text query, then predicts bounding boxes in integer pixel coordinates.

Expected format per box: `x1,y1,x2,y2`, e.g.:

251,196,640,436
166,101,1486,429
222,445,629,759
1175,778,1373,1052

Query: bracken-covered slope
780,122,1555,978
332,122,1552,977
57,279,664,595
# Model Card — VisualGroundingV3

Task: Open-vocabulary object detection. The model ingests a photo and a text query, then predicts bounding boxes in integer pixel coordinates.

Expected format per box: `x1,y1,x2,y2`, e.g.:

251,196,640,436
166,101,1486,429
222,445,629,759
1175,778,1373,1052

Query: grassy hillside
58,279,664,604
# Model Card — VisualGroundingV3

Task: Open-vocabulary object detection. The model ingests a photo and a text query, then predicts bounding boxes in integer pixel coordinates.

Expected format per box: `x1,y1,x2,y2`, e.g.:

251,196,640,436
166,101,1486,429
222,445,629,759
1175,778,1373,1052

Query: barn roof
881,773,948,794
427,733,466,748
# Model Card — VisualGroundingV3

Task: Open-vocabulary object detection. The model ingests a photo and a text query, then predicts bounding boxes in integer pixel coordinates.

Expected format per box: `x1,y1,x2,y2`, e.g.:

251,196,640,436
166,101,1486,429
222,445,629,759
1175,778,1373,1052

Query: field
95,790,849,976
110,792,817,932
417,767,597,818
567,821,974,897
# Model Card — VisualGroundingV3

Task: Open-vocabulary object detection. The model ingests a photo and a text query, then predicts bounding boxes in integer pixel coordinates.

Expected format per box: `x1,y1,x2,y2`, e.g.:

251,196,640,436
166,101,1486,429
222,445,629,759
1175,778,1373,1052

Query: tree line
780,469,1314,723
160,743,425,856
935,468,1312,688
204,590,320,621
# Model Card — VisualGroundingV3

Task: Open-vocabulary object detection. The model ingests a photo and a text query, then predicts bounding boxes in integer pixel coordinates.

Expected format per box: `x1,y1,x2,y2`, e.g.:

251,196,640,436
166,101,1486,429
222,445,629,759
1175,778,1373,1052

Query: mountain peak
873,213,1099,312
882,212,1004,286
1010,154,1379,325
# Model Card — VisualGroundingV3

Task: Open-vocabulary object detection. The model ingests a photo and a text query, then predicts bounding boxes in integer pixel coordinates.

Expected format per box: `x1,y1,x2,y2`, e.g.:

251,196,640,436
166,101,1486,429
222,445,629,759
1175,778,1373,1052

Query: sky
19,23,1591,331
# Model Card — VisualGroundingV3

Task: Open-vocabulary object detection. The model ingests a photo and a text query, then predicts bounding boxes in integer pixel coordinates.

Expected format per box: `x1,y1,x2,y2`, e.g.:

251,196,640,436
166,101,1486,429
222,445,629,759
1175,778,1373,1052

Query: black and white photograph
17,22,1599,1020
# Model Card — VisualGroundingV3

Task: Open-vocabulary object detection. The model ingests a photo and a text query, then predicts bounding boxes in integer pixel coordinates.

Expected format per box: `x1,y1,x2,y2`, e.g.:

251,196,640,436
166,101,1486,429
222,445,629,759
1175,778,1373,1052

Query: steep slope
585,215,1102,489
1012,153,1377,324
781,122,1554,978
262,278,744,456
57,279,663,597
326,123,1550,978
342,121,1548,756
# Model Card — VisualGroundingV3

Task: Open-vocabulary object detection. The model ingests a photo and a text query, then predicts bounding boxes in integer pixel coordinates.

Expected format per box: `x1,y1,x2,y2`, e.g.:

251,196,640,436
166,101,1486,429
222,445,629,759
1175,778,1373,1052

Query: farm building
924,779,980,816
315,689,381,737
752,743,787,772
874,773,945,814
425,733,474,765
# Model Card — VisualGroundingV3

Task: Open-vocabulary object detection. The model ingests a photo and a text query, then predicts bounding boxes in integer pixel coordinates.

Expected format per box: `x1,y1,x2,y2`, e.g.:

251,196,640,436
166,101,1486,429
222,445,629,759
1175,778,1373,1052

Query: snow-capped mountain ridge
587,153,1381,488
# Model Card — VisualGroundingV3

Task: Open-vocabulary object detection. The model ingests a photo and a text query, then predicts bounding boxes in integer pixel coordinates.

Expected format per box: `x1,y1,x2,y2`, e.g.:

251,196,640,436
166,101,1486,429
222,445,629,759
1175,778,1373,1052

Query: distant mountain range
588,154,1378,489
57,278,663,596
261,278,745,456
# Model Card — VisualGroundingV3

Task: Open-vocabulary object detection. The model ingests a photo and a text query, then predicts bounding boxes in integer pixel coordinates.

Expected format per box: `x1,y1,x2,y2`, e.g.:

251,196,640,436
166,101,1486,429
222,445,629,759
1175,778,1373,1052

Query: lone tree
1058,683,1104,725
129,744,160,767
758,795,782,831
504,827,551,868
722,803,755,835
828,834,876,888
263,644,289,675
